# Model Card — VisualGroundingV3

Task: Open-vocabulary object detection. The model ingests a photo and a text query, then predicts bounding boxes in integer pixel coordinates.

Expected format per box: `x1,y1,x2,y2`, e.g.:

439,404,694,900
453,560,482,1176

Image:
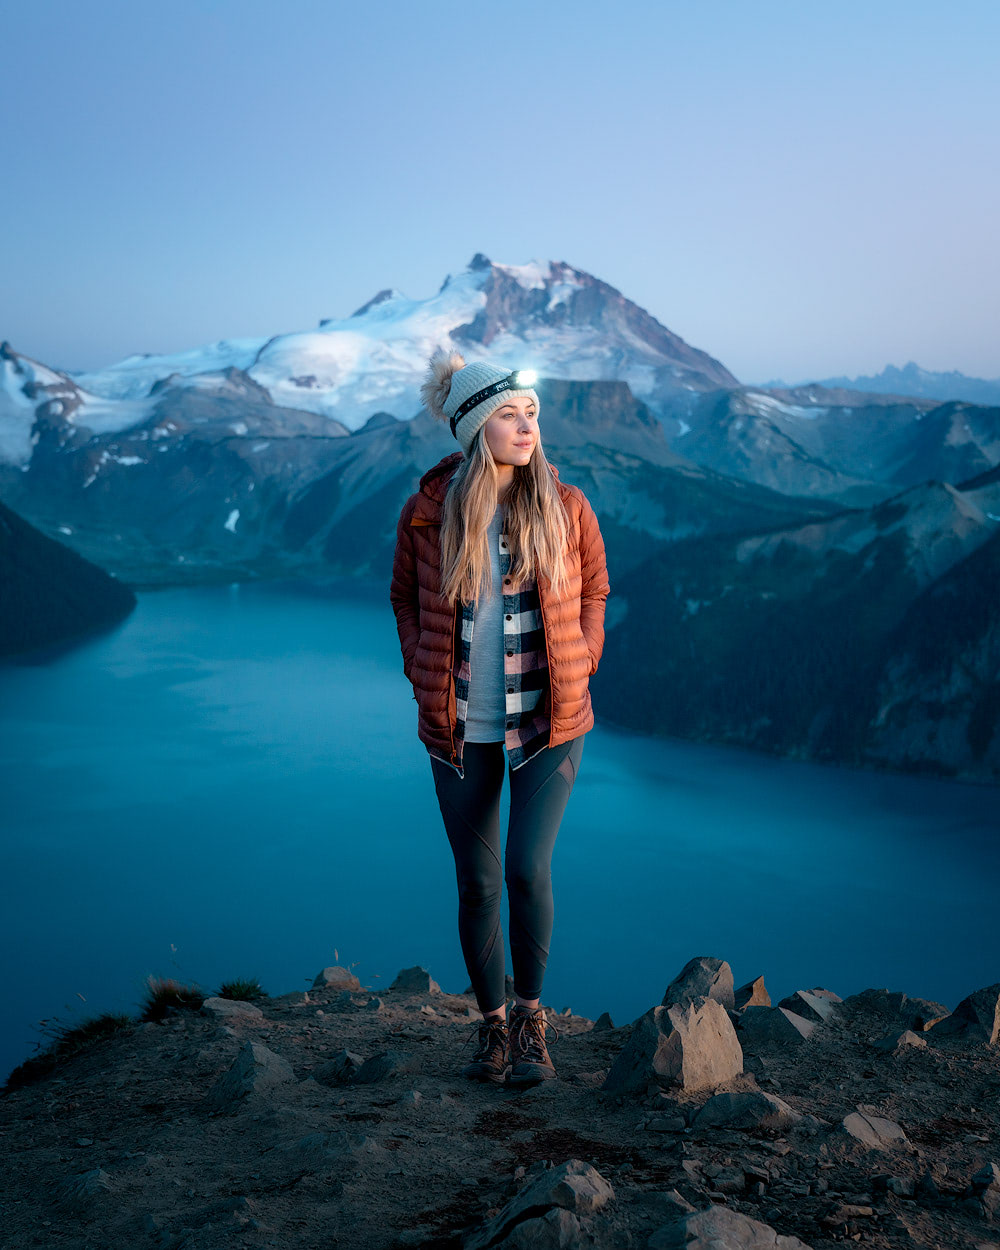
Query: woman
389,349,609,1087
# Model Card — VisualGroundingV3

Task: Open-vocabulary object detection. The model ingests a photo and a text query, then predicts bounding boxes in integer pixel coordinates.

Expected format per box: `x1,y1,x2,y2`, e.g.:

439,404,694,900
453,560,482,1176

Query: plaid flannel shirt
432,520,550,779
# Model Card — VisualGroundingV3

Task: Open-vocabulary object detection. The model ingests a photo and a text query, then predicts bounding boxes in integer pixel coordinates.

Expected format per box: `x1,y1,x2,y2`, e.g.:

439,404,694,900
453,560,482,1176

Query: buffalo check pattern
437,524,551,779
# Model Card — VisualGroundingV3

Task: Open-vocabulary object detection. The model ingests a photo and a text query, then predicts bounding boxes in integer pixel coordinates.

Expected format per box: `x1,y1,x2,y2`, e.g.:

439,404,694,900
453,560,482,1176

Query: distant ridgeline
0,497,136,661
1,255,997,777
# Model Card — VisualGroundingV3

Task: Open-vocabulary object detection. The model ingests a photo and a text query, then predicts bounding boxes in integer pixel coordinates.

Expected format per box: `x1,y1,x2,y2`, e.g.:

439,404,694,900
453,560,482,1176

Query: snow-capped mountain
32,253,736,452
756,361,1000,407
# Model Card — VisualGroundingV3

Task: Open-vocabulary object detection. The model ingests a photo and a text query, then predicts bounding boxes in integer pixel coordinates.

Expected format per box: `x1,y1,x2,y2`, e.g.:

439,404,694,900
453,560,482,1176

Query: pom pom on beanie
420,348,467,426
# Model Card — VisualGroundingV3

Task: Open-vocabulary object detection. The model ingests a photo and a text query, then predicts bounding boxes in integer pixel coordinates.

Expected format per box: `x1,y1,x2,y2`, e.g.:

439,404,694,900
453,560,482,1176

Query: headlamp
450,369,539,437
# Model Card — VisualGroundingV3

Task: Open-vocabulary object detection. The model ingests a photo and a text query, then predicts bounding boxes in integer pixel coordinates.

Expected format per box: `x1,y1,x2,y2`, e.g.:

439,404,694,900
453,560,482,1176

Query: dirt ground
1,966,998,1250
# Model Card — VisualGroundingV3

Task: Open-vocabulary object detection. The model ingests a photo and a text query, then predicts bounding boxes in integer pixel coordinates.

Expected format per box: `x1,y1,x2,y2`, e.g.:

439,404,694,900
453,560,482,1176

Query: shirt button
507,687,514,694
506,614,512,620
506,650,513,657
504,578,511,584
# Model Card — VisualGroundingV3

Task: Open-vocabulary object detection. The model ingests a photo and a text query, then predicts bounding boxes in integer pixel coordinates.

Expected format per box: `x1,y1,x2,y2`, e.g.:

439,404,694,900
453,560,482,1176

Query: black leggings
430,734,585,1014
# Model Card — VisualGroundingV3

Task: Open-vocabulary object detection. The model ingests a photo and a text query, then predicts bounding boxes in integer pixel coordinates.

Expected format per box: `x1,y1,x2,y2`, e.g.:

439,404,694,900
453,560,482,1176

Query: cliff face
2,957,998,1250
0,496,136,660
597,481,1000,783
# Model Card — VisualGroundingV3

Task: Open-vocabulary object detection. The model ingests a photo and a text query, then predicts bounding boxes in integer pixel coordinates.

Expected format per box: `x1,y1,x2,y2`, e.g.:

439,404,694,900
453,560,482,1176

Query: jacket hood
418,452,562,504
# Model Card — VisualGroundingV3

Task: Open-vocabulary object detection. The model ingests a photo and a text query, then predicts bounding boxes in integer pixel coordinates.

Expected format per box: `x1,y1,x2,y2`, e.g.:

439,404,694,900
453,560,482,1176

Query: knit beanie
420,349,540,457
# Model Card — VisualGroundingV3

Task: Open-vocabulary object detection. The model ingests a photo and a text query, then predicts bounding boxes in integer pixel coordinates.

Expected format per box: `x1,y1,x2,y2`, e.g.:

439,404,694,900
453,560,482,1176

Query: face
483,395,538,466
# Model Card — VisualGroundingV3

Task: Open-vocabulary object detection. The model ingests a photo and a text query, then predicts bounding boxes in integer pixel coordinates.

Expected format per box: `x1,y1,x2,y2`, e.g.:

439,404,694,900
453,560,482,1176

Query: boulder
649,1203,813,1248
872,1029,926,1055
839,988,949,1032
737,1005,815,1046
203,1041,296,1109
352,1049,419,1084
663,956,735,1011
201,996,265,1022
928,983,1000,1046
261,1129,379,1181
463,1159,614,1250
692,1090,803,1133
312,1049,364,1086
735,976,771,1009
603,998,742,1095
312,966,362,991
391,966,442,994
837,1109,909,1149
777,989,841,1024
53,1168,117,1211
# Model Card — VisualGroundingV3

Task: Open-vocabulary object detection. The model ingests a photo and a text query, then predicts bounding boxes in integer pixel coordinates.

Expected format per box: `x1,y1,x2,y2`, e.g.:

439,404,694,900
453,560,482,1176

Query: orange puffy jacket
390,451,610,767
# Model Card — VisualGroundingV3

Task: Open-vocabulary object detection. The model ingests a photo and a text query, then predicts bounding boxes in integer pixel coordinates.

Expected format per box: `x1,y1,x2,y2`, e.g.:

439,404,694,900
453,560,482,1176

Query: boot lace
465,1017,508,1060
508,1008,560,1063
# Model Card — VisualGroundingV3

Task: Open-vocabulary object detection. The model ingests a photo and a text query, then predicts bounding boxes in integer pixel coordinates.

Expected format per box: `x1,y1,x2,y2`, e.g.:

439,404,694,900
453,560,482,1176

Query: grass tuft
217,977,267,1002
139,975,205,1022
3,1012,135,1094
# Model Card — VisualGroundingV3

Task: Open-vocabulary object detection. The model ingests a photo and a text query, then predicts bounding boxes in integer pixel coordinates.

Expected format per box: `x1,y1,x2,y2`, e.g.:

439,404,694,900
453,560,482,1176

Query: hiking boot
506,1004,560,1086
461,1015,510,1084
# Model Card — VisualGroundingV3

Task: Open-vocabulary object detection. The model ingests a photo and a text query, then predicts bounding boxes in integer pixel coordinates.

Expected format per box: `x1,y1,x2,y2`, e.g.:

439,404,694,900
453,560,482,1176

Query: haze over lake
2,581,997,1084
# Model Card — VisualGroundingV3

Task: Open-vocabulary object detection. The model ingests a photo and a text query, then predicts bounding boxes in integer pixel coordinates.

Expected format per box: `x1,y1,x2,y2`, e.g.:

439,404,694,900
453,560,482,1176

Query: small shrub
217,978,267,1002
3,1012,135,1094
140,975,205,1022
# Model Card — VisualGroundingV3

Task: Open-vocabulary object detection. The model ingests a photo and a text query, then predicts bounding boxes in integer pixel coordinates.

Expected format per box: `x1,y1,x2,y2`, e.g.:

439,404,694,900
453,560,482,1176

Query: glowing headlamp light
450,369,539,437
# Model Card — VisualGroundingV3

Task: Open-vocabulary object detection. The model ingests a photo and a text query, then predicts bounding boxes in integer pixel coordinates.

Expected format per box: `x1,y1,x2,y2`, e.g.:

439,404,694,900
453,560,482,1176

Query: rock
915,1169,941,1202
53,1168,117,1210
692,1090,803,1133
642,1190,696,1217
203,1041,296,1108
352,1049,418,1084
398,1088,424,1107
838,1110,909,1149
602,999,742,1095
364,996,385,1011
735,976,771,1009
928,983,1000,1046
777,990,841,1024
593,1012,615,1031
646,1116,687,1133
261,1129,378,1180
649,1203,813,1248
490,1208,583,1249
839,988,949,1032
970,1163,1000,1216
872,1029,926,1054
312,1049,364,1086
662,956,736,1011
737,1006,815,1046
463,1159,614,1250
312,966,362,991
200,996,265,1022
390,966,442,994
971,1162,1000,1195
873,1174,915,1197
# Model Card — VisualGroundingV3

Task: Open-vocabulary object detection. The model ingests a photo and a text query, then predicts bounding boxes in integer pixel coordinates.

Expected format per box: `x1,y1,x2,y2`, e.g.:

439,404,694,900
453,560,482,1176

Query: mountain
0,496,136,659
0,373,836,586
757,362,1000,407
595,478,1000,783
28,253,736,445
674,386,1000,505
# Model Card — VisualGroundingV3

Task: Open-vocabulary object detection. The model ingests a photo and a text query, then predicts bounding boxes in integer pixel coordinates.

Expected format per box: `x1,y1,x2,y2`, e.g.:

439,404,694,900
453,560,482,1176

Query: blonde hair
439,428,571,607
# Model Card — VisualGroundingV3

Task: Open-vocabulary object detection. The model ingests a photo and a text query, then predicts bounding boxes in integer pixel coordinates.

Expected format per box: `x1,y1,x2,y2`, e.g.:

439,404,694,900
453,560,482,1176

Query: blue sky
2,0,998,384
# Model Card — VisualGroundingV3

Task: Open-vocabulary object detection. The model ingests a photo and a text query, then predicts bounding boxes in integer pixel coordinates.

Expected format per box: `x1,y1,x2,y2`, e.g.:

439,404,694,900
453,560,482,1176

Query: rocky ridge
2,956,999,1250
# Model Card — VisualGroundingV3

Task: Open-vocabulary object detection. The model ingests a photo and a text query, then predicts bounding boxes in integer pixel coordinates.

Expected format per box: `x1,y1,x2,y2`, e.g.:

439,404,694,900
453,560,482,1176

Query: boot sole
505,1066,557,1086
